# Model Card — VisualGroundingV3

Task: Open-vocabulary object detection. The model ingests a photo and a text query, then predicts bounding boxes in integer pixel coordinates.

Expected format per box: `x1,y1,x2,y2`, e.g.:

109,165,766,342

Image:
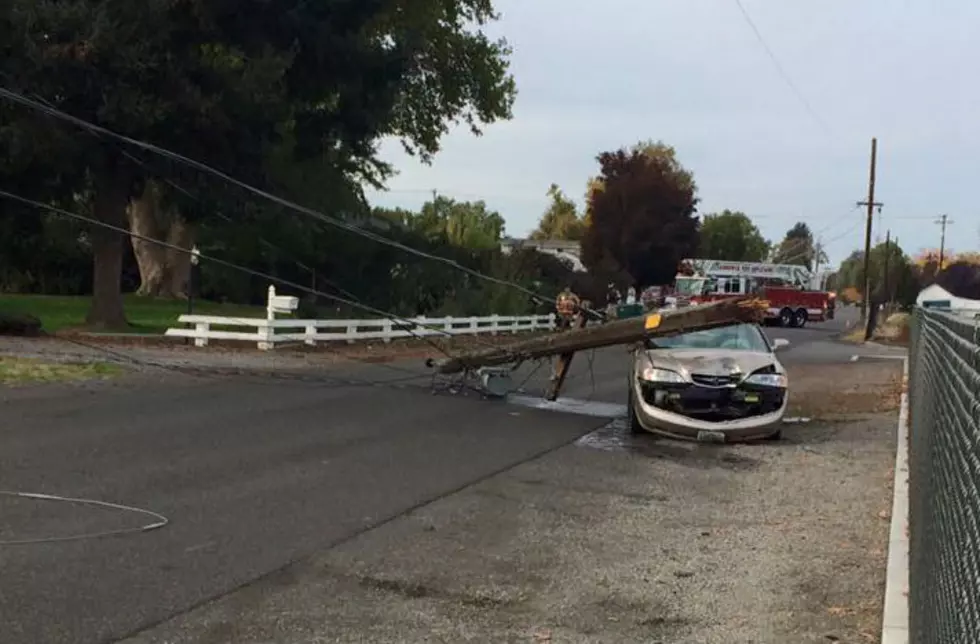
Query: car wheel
627,387,644,435
793,308,808,328
779,308,794,327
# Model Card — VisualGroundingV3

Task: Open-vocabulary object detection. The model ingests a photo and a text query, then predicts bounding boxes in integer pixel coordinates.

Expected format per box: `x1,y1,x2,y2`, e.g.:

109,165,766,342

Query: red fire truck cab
666,259,833,328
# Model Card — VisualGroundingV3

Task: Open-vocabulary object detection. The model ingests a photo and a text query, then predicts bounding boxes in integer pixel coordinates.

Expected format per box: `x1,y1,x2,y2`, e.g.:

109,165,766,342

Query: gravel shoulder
123,360,901,644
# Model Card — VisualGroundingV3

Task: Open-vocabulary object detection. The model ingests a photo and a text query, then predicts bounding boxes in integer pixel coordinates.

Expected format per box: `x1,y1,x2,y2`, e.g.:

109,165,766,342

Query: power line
0,86,587,314
733,0,829,133
775,218,863,267
765,206,861,267
0,188,529,362
0,78,364,305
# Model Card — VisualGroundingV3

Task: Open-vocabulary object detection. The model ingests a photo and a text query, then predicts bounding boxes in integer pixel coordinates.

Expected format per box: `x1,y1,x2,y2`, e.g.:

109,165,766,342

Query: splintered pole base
546,350,575,401
546,314,588,401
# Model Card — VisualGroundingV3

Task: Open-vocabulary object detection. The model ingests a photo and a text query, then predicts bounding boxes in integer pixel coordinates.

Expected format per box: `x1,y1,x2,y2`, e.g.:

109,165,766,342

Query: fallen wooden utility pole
429,297,769,382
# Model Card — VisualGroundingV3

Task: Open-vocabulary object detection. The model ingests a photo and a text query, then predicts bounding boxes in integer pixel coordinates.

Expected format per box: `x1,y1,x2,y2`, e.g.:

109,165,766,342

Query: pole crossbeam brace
545,312,590,401
429,298,770,389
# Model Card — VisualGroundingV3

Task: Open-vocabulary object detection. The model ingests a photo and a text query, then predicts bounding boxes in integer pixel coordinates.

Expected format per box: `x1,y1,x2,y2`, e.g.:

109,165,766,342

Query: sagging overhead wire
765,206,862,267
40,329,437,391
0,77,365,307
0,189,523,364
0,86,595,316
733,0,829,134
121,150,364,304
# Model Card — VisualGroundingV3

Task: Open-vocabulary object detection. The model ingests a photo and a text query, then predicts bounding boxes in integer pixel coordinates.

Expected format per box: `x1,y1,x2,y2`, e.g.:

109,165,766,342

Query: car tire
766,429,783,441
779,308,794,327
627,387,644,435
793,308,808,328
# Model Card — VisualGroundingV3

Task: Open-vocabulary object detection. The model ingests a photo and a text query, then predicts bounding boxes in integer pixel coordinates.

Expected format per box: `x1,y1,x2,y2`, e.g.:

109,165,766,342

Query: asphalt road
0,306,873,644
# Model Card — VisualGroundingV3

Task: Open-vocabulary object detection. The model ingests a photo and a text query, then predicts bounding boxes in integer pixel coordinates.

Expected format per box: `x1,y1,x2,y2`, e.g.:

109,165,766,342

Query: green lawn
0,294,266,334
0,357,123,384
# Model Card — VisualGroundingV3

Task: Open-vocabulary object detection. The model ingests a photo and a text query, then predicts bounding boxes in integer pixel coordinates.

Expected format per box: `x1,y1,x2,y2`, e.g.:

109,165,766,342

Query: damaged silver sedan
627,323,789,442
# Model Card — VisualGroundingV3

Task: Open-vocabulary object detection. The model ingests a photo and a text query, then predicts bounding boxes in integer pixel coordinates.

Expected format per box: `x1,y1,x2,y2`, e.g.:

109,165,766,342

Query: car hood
641,348,779,378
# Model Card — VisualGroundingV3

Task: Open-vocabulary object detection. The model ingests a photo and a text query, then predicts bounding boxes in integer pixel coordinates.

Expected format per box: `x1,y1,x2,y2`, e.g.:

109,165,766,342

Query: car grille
691,374,740,387
638,381,784,419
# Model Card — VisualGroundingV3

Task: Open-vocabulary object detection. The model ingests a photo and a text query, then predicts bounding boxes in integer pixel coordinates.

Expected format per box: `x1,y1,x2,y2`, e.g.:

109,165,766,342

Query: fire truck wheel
779,308,794,327
793,308,808,328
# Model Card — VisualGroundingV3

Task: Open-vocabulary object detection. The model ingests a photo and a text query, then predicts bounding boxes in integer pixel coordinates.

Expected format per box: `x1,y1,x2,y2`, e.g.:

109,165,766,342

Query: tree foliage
581,142,699,288
770,222,826,269
697,210,769,261
835,241,918,305
402,196,505,250
530,184,584,241
935,262,980,300
0,0,516,327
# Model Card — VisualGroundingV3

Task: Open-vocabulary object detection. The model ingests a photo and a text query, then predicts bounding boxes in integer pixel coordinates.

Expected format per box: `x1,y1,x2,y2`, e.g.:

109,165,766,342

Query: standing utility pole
892,236,899,303
882,230,891,306
857,137,883,321
935,214,953,269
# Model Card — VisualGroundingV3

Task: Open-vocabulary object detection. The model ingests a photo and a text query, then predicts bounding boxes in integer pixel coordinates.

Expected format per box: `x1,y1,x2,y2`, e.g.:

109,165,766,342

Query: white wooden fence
165,286,555,350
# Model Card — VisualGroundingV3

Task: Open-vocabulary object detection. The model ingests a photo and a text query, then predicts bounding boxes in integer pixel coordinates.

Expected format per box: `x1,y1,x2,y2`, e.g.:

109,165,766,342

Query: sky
364,0,980,268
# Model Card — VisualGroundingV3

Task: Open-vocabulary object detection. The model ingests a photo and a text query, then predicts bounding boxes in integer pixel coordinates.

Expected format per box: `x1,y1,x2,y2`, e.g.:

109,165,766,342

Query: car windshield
647,323,770,352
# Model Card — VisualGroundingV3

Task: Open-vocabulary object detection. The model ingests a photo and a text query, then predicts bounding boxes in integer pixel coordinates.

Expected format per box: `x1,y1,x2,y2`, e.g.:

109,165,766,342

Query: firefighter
605,282,621,321
556,286,580,331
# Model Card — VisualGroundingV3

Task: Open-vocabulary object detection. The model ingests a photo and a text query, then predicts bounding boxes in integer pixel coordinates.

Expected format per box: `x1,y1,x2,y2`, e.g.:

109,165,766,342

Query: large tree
698,210,769,261
581,142,700,288
530,184,584,241
0,0,516,328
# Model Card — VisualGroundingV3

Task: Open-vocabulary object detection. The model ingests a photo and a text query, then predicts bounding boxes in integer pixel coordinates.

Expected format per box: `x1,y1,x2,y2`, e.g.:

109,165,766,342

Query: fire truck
665,259,835,328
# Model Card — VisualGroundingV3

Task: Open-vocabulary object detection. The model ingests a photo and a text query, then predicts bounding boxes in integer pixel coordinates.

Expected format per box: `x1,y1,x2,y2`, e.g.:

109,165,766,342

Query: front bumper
631,378,788,442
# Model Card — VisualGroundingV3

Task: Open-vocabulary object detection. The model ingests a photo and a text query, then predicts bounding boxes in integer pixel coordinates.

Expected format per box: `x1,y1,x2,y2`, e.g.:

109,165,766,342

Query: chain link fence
908,308,980,643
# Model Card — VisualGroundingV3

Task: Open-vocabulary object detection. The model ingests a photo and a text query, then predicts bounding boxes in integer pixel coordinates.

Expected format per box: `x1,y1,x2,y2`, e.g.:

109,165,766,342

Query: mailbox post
187,245,200,315
260,285,299,350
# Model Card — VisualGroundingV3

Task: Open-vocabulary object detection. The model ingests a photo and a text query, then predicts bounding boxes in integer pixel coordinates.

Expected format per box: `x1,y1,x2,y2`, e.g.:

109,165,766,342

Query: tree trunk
86,172,131,329
127,182,195,298
164,216,194,298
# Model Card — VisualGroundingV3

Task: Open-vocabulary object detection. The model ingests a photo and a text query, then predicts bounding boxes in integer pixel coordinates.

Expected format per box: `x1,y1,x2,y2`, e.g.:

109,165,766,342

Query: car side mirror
772,338,790,351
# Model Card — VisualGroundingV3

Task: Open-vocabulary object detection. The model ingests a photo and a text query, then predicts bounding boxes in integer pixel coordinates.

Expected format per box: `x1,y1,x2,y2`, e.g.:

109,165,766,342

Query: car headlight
639,366,686,383
744,372,788,388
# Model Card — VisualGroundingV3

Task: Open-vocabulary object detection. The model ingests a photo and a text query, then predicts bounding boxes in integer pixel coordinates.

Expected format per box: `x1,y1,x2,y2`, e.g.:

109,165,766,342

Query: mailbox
267,286,299,315
270,295,298,313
